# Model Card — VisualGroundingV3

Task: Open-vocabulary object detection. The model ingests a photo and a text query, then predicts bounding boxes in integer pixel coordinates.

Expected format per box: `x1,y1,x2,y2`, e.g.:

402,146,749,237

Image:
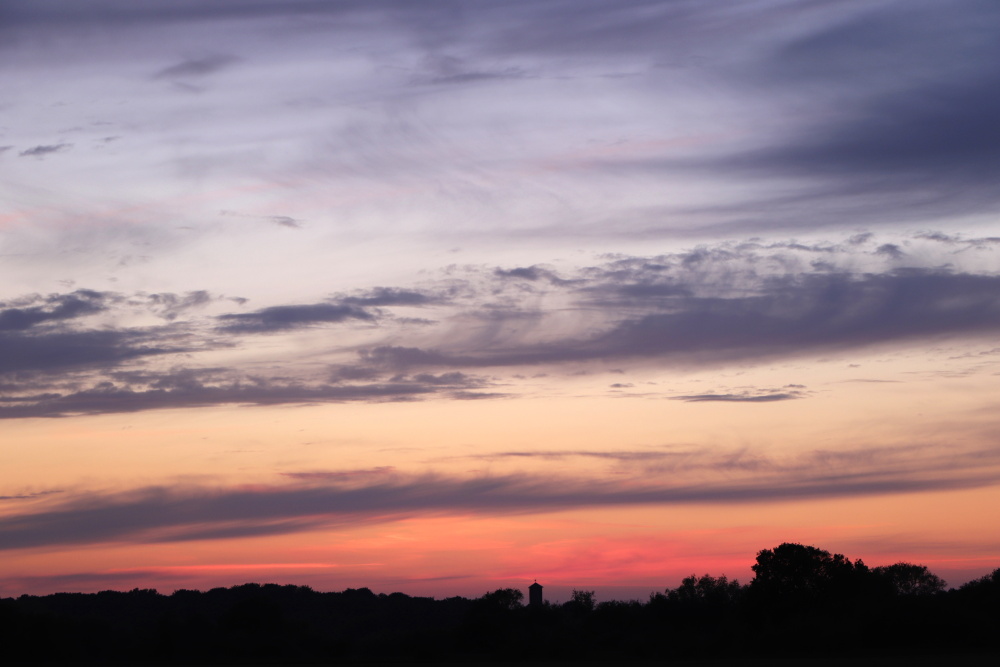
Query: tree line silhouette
1,543,998,663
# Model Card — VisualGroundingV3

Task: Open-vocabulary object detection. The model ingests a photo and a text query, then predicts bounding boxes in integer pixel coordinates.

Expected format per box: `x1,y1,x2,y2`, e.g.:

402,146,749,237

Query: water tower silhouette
529,581,543,607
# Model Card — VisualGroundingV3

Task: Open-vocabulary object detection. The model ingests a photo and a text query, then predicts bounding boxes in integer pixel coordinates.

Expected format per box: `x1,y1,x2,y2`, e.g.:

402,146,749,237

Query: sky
1,0,999,602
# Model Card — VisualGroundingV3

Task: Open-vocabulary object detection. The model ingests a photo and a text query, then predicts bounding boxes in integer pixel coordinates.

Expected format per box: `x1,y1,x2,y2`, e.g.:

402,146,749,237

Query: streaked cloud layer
1,0,998,598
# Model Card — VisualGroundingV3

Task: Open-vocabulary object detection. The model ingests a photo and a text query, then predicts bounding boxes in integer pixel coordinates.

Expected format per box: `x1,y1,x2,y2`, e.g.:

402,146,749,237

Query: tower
528,580,543,607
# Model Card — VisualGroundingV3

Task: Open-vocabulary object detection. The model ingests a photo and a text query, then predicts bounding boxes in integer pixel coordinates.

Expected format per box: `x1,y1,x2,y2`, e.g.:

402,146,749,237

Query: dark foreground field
27,658,996,667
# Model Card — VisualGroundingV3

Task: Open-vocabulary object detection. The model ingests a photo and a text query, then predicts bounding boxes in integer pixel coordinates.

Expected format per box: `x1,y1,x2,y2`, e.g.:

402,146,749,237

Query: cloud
416,54,528,86
493,265,571,285
0,489,62,502
470,0,728,60
875,244,905,259
2,441,998,551
0,284,481,418
445,442,886,476
406,371,477,386
281,466,396,481
671,392,802,403
0,0,388,28
216,303,376,333
218,211,305,229
358,346,455,370
743,71,1000,180
18,143,72,157
268,215,302,229
539,3,1000,232
0,289,217,381
348,269,1000,372
0,369,493,419
0,329,181,375
593,271,1000,361
0,290,110,331
720,11,1000,224
153,54,239,79
338,287,442,307
142,290,213,320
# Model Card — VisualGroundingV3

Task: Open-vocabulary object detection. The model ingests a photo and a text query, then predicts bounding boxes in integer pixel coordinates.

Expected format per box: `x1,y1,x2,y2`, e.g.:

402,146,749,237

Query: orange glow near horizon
4,480,998,598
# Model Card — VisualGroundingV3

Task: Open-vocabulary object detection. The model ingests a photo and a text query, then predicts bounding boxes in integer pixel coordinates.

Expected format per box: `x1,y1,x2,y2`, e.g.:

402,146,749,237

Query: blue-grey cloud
18,143,71,157
0,290,109,331
724,67,1000,209
339,287,441,307
210,287,445,337
405,371,476,386
416,53,528,86
447,443,930,477
0,489,62,502
143,290,213,320
545,2,1000,232
748,8,1000,225
0,0,367,31
281,466,396,481
153,54,238,80
216,303,375,333
0,369,492,419
493,265,573,286
671,393,801,403
595,271,1000,360
269,215,302,229
0,290,234,379
350,270,1000,372
0,329,180,375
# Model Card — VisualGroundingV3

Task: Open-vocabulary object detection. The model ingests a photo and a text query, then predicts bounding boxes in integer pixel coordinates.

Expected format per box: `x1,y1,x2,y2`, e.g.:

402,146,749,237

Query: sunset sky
2,0,1000,602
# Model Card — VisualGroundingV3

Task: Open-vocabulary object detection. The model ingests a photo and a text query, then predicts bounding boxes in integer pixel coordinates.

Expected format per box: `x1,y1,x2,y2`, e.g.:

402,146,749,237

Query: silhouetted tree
958,567,1000,593
750,542,862,608
478,587,524,611
669,574,743,606
955,567,1000,615
872,562,946,596
567,589,595,612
